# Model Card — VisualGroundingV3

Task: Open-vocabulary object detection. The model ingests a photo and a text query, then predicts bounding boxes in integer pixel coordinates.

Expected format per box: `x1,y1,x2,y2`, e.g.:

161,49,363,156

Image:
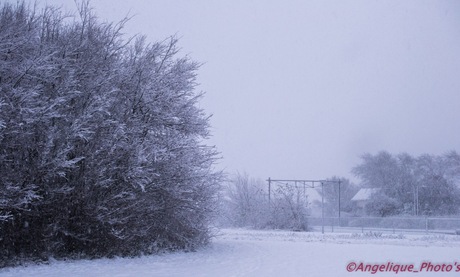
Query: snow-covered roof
351,188,380,201
305,188,323,204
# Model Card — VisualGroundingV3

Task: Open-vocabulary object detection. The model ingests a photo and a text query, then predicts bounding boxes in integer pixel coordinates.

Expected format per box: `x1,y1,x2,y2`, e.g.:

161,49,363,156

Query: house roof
305,188,323,204
351,188,380,201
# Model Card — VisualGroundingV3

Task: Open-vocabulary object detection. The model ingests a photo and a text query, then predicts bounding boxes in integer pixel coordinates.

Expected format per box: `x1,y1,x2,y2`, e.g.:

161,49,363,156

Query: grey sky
39,0,460,182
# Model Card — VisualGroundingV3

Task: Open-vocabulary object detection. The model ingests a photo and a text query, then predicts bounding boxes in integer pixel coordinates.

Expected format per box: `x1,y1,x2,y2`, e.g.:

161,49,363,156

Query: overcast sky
36,0,460,182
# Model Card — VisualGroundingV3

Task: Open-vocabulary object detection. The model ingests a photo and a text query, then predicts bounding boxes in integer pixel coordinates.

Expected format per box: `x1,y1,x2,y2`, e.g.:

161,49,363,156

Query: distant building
351,188,381,213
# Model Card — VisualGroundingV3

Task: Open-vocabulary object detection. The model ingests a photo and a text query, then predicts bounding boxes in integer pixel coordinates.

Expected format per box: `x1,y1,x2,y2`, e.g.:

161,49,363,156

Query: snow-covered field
1,229,460,277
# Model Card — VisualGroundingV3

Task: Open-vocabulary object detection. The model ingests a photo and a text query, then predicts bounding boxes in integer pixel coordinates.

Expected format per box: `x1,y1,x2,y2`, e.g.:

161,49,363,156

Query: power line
267,178,342,234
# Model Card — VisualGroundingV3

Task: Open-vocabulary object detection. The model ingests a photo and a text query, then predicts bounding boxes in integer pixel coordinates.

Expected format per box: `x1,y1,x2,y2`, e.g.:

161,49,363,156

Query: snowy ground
1,228,460,277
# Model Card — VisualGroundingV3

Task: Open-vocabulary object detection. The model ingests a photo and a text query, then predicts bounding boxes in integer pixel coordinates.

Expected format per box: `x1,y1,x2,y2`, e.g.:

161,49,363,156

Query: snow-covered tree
0,1,221,265
415,153,460,215
320,177,358,217
219,172,269,228
352,151,460,217
221,172,309,231
269,184,309,231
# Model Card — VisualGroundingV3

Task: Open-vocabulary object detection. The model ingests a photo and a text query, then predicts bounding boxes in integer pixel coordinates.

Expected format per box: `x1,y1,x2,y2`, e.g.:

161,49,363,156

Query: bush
220,173,309,231
268,185,309,231
364,194,400,217
0,1,221,266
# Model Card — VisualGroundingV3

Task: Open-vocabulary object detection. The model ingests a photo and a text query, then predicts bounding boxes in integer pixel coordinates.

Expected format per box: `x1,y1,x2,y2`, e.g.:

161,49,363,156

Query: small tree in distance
321,177,358,217
219,172,269,228
220,172,309,231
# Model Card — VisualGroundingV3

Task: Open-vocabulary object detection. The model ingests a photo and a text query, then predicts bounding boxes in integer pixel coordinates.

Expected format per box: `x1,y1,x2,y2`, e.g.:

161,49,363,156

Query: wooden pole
338,180,341,224
321,182,324,234
268,177,271,206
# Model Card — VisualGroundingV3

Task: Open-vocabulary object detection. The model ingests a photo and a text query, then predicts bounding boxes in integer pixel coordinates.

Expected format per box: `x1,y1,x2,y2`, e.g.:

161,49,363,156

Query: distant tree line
221,151,460,230
352,151,460,217
0,1,221,266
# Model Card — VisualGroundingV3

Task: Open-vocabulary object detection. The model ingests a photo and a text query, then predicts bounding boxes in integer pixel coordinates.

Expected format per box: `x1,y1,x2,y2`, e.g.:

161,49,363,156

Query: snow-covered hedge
0,1,221,267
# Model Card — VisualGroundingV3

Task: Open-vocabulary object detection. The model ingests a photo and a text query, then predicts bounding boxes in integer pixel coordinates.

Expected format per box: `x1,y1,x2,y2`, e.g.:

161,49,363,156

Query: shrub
0,1,221,266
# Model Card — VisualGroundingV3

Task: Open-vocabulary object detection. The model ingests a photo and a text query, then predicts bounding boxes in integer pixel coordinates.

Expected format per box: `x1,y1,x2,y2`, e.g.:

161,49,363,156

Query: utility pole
338,180,341,226
416,185,419,216
268,177,271,206
321,182,324,234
